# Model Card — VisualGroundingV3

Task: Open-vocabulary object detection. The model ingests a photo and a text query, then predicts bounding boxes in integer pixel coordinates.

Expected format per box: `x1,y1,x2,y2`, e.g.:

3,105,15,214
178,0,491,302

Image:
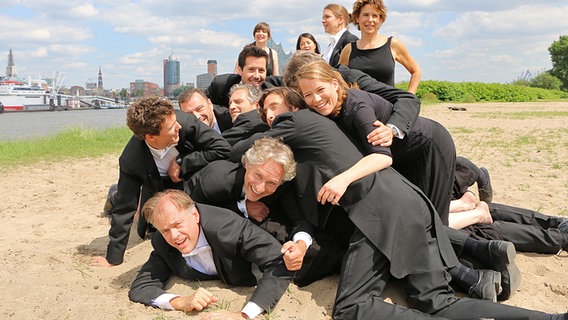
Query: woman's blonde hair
295,60,352,118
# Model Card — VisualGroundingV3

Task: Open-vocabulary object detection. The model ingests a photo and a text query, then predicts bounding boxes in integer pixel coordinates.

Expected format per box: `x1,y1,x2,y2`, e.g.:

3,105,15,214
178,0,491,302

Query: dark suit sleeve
342,92,392,157
264,76,285,88
199,204,294,313
230,112,299,162
106,138,144,265
128,234,173,305
233,217,294,311
338,65,420,135
128,248,173,306
277,182,314,238
176,111,231,177
221,111,270,146
188,162,241,214
205,74,229,107
205,74,241,107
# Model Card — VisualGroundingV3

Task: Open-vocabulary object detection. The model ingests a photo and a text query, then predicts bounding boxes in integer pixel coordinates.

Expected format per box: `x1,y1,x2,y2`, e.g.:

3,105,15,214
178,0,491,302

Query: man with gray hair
222,83,269,145
187,137,311,252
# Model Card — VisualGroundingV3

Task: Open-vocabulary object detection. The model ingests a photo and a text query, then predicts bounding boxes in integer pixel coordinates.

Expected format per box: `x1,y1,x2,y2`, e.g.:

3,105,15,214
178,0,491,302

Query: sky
1,0,567,90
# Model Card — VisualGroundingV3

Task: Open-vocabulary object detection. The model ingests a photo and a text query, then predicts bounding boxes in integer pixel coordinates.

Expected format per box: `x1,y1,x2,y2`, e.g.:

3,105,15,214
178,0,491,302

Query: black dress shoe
487,240,521,301
478,167,493,203
101,183,118,218
469,269,501,302
558,220,568,251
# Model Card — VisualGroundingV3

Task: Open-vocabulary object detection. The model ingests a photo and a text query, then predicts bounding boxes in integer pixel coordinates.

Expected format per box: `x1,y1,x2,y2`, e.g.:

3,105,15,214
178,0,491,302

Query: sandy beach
1,101,567,319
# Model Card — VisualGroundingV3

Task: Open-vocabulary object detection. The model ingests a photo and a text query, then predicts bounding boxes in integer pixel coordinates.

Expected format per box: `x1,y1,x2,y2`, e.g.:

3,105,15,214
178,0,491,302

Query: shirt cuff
387,123,406,139
237,199,249,218
292,232,313,249
241,301,263,319
151,293,180,310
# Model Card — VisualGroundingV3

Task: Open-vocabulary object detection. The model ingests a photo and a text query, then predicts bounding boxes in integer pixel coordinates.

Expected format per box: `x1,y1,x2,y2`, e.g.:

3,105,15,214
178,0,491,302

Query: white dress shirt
146,142,179,177
322,28,348,63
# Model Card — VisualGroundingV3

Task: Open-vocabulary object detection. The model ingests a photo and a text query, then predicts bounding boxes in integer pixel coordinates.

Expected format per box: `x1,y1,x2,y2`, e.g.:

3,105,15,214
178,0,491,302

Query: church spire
6,49,17,78
97,66,103,90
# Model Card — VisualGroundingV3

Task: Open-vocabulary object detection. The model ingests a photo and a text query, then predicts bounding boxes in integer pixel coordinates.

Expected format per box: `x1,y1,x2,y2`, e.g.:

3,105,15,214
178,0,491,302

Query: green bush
531,72,562,90
414,80,568,102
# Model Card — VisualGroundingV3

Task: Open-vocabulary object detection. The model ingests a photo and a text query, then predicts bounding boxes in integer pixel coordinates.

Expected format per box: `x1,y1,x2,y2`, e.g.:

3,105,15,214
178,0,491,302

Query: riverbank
1,101,567,319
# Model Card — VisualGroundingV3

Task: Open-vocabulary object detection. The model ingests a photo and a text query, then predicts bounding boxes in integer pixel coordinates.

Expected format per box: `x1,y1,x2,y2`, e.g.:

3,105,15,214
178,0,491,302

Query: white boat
0,80,51,111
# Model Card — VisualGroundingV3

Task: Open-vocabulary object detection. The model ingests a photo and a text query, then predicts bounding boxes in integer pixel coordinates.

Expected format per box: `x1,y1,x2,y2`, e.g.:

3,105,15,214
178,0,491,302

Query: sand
1,101,567,319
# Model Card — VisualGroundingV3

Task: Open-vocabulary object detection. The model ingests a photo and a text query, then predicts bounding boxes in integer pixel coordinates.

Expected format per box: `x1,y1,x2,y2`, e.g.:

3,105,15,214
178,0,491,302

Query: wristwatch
386,124,401,138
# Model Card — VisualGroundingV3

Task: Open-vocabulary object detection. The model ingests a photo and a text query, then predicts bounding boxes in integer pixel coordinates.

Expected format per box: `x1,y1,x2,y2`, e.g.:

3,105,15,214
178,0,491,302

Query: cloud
70,3,99,17
434,4,568,39
31,47,49,58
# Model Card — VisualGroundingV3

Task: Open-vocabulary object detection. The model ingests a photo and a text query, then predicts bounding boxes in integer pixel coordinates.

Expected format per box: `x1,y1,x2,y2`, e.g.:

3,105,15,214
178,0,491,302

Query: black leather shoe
469,269,501,302
487,240,521,301
558,219,568,251
101,183,118,218
478,167,493,203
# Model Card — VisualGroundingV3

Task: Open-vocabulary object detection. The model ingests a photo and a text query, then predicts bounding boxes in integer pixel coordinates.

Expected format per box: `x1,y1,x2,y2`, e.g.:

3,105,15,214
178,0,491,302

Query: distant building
97,66,103,90
85,82,98,90
207,60,217,78
70,86,86,96
196,73,213,91
5,49,17,78
163,53,181,98
130,79,161,97
195,59,217,91
267,39,293,76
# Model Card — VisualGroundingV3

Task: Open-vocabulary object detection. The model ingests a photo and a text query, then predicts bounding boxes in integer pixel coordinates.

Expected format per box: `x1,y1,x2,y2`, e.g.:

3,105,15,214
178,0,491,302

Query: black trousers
332,200,560,320
394,121,455,226
461,203,567,254
294,207,353,287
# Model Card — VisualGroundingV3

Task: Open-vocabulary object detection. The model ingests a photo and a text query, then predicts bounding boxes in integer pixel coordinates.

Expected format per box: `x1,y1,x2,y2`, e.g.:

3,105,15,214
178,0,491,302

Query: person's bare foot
476,201,493,225
450,190,478,212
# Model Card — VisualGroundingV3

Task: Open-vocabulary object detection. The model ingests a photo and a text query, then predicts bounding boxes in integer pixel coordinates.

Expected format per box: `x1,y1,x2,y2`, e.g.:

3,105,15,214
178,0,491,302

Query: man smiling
187,137,307,244
205,45,283,108
220,83,269,146
178,88,232,134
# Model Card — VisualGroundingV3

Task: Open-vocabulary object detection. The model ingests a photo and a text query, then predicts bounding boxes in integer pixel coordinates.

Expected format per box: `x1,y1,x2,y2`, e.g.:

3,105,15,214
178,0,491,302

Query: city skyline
1,1,567,90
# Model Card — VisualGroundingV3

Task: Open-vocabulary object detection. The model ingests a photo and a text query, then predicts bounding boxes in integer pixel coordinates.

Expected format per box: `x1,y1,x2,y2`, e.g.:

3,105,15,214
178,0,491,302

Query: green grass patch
471,111,568,119
0,126,132,168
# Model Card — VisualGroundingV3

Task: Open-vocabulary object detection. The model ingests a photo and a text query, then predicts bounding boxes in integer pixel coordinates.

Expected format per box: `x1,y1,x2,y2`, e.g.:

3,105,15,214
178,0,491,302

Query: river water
0,109,128,141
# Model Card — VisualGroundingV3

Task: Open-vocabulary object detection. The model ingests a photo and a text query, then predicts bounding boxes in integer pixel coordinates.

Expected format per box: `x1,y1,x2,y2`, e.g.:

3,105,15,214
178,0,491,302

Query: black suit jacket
106,111,231,265
129,203,294,312
212,104,233,133
230,110,458,278
329,30,359,67
187,160,312,238
221,109,270,146
205,73,284,108
336,64,419,135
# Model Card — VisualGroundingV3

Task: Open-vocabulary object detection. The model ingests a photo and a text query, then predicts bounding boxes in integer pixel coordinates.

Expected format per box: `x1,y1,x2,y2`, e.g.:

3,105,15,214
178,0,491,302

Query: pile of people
92,2,568,319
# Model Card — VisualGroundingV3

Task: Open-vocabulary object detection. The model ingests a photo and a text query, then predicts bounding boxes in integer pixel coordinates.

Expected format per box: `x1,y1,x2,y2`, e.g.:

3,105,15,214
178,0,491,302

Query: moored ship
0,79,53,111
